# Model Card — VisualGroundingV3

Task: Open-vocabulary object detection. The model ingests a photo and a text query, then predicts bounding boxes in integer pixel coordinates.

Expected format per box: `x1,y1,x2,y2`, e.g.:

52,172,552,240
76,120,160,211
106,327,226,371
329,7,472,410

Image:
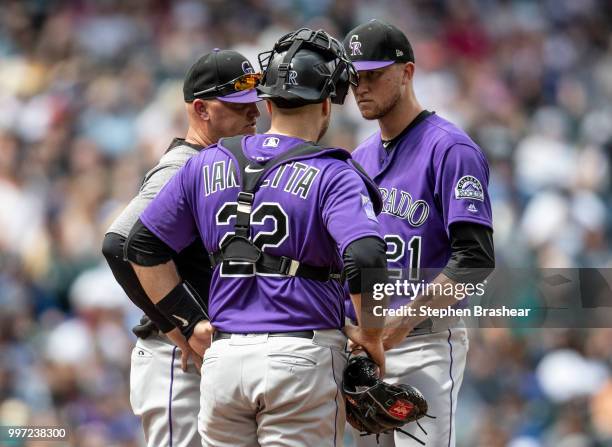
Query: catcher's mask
257,28,358,108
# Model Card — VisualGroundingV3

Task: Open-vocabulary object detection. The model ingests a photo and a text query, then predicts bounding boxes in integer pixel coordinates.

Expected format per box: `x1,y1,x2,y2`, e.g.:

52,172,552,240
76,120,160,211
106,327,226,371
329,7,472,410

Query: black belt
407,318,433,337
213,330,315,342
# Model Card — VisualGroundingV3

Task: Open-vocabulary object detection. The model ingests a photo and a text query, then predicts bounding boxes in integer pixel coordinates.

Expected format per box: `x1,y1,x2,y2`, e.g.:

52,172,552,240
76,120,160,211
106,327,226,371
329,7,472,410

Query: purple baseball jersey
140,134,381,332
353,112,492,269
346,112,493,318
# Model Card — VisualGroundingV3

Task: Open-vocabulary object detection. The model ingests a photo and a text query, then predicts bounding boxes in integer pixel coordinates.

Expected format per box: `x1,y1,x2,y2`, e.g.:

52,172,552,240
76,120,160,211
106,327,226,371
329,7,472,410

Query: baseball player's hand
344,324,385,377
188,320,215,359
165,327,203,372
382,315,412,350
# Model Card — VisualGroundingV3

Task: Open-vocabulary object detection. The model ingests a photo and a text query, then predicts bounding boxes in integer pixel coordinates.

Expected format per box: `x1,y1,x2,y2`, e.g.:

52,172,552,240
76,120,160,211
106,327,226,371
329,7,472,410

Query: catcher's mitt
342,355,434,445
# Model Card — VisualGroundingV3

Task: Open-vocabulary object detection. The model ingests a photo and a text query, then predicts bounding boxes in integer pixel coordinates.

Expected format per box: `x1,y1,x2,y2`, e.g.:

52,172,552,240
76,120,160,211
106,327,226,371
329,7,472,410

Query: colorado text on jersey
379,187,429,227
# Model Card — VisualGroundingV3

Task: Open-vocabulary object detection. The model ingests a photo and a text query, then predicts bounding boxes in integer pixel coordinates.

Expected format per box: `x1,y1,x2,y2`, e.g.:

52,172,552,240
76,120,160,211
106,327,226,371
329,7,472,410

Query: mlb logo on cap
263,137,279,148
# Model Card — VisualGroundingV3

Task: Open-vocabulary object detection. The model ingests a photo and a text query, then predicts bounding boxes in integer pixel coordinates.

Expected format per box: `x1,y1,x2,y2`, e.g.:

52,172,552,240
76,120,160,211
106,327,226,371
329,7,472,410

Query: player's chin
357,103,380,120
243,123,257,134
358,108,381,120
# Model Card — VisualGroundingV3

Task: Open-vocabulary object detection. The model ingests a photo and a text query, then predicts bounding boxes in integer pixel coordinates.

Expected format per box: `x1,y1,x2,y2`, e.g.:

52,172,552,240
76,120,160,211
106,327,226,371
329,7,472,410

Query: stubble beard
359,88,402,120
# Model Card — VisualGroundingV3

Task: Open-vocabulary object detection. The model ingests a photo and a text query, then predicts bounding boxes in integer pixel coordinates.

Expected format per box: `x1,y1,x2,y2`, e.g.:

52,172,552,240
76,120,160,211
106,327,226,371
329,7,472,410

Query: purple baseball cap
342,19,414,71
352,60,395,71
183,49,261,103
217,88,260,103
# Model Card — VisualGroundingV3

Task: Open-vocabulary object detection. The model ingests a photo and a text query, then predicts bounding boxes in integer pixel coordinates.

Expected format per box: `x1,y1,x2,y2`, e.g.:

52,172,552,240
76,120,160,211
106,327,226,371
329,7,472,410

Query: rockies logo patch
455,175,484,201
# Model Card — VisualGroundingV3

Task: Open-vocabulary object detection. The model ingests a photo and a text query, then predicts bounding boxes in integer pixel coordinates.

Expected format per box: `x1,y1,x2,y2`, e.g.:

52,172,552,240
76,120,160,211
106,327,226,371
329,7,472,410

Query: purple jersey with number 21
352,112,493,272
140,134,381,332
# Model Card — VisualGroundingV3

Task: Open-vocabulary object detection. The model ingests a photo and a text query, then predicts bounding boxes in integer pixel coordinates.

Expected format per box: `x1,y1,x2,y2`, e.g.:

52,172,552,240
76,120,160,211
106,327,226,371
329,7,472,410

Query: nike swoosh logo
245,165,264,173
172,314,189,327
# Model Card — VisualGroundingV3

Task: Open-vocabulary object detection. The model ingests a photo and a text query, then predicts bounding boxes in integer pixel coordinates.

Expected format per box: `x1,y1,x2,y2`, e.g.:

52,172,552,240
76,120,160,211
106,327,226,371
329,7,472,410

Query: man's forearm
347,292,386,374
130,260,181,304
131,259,208,340
350,292,384,338
383,273,460,343
399,273,459,330
344,236,388,336
125,220,209,340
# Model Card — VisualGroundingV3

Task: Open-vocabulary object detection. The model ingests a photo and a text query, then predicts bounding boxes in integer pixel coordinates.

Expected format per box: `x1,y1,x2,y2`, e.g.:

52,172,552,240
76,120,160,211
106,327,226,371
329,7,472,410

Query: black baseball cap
183,49,260,103
343,19,414,71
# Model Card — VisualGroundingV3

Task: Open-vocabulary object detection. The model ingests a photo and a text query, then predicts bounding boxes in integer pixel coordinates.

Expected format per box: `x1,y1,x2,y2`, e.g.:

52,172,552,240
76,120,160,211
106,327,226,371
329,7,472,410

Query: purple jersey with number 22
140,134,381,332
352,112,493,272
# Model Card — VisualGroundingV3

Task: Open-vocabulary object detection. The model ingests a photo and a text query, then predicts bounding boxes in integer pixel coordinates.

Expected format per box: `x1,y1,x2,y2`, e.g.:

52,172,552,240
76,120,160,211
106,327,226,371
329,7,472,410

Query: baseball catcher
342,355,435,445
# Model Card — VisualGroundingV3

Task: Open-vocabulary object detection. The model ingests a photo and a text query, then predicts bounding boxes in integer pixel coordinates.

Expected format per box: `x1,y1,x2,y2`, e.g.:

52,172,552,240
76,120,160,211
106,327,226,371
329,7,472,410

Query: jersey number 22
216,202,288,277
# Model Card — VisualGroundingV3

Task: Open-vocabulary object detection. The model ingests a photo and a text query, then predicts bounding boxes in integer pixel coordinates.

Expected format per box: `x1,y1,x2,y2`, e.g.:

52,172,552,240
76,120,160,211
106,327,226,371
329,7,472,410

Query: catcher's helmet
257,28,358,108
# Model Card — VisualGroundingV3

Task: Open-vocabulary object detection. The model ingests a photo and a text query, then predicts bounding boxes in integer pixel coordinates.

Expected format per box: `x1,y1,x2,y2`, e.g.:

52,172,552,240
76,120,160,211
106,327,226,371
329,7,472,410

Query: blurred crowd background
0,0,611,446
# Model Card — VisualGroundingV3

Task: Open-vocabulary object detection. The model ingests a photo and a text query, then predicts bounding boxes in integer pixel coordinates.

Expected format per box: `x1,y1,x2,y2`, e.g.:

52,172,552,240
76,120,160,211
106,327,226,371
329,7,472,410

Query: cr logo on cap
349,35,362,56
242,61,255,74
288,70,298,85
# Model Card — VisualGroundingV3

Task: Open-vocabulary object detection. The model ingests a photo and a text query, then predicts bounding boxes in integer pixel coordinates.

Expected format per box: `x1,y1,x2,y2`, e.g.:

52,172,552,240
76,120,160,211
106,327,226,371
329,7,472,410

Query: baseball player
101,49,261,447
125,28,388,447
343,20,495,447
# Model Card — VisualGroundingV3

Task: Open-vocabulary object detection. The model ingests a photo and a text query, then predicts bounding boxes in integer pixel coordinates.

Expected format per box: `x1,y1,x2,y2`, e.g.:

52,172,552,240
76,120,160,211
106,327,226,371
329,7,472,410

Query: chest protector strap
210,135,348,282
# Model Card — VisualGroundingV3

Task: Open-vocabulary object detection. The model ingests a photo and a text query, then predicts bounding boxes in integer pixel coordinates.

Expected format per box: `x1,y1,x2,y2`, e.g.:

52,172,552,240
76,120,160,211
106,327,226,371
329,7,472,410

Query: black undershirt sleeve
102,232,175,333
125,218,176,266
442,222,495,283
173,238,212,300
343,236,388,294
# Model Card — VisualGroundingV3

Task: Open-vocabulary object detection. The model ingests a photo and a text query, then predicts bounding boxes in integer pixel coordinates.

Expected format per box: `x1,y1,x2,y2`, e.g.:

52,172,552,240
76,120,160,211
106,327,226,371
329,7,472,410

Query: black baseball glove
342,355,435,445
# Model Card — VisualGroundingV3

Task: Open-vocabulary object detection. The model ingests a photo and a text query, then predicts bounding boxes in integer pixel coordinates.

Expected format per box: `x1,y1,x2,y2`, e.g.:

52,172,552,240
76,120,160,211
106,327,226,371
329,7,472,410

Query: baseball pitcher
343,20,495,447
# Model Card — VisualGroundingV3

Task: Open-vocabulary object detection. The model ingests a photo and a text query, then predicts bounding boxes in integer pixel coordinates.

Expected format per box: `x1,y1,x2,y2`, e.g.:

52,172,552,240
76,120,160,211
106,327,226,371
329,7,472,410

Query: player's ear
403,62,415,83
265,100,273,115
193,99,211,121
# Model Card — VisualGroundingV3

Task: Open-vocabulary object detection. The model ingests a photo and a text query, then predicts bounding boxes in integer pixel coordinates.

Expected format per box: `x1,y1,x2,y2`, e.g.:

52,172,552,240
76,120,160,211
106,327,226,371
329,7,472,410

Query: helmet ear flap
332,82,348,105
331,63,350,105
